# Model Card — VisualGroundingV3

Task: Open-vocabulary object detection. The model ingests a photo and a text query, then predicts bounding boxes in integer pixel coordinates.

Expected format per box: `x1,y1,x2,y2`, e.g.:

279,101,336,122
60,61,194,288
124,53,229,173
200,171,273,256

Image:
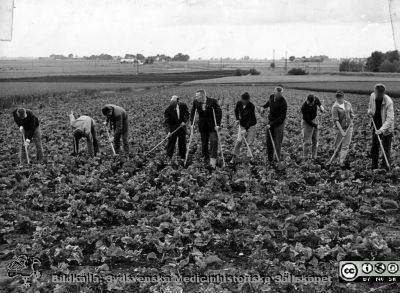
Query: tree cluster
339,59,364,72
366,50,400,72
83,54,114,61
49,52,191,63
124,53,146,61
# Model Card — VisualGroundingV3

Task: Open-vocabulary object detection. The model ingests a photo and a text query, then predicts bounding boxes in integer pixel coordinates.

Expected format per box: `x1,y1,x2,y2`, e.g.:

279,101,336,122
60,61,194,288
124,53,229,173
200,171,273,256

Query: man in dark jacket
13,108,43,162
164,95,189,159
231,92,257,163
102,104,129,155
301,94,326,160
262,86,288,163
190,89,222,168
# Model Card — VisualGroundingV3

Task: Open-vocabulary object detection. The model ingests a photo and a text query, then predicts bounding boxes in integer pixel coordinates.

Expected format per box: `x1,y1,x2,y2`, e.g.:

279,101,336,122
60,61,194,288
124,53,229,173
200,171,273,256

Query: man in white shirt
368,84,394,170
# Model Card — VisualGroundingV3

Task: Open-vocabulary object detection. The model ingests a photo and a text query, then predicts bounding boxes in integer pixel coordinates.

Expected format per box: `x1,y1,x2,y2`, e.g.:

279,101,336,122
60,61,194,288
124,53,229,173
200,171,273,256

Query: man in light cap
102,104,129,155
69,111,99,157
368,83,394,170
164,95,189,159
331,90,354,169
13,107,43,162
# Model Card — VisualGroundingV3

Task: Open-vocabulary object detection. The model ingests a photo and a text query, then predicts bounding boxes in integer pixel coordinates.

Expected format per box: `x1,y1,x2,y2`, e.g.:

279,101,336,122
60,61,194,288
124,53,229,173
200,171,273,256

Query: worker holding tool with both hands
301,94,326,161
331,91,354,169
101,104,129,155
261,86,288,165
69,111,99,157
13,108,43,163
368,83,394,171
164,95,189,160
230,92,257,163
190,89,222,169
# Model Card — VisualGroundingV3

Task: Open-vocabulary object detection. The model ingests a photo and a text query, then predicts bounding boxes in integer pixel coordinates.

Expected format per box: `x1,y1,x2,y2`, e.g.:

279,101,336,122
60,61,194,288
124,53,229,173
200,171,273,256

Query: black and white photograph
1,0,400,292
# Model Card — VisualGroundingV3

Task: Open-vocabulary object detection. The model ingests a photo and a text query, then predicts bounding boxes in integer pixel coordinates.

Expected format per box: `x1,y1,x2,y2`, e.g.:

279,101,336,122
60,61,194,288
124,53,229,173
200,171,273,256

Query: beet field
1,85,400,293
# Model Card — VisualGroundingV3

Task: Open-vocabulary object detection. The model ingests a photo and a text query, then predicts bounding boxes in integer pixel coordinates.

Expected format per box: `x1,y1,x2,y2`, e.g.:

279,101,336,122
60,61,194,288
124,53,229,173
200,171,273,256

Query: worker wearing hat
368,83,394,170
331,90,354,169
164,95,189,159
69,111,99,157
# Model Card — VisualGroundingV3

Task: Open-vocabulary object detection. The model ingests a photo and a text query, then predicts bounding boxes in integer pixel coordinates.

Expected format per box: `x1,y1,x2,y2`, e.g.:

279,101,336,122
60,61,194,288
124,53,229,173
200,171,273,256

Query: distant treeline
288,55,329,62
47,53,190,63
339,50,400,73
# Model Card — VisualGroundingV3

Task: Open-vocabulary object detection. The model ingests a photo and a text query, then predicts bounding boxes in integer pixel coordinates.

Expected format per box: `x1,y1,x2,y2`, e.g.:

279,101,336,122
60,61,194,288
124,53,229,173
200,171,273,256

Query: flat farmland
0,82,170,97
0,71,235,101
285,81,400,96
0,59,215,79
0,59,340,79
186,74,400,96
1,85,400,292
0,59,236,79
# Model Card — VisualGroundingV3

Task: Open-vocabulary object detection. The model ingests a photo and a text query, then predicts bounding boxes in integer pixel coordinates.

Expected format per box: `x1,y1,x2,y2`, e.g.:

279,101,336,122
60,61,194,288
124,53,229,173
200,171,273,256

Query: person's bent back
13,108,43,162
69,112,99,157
102,104,129,155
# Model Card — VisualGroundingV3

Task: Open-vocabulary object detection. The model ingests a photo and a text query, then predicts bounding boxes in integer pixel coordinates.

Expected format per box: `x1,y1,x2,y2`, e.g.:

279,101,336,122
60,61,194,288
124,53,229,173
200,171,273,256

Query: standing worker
231,92,257,163
101,104,129,155
69,111,99,157
13,108,43,162
301,94,325,160
190,89,222,169
261,86,288,164
164,95,189,159
331,91,354,169
368,84,394,170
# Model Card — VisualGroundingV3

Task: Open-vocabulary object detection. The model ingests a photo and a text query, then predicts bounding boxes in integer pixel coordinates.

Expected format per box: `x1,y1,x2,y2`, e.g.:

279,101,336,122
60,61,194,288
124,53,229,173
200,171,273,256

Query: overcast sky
0,0,399,58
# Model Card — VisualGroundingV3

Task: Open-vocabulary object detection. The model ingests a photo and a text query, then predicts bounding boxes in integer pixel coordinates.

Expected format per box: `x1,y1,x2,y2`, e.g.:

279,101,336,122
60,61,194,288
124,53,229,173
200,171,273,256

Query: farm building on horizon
120,58,143,64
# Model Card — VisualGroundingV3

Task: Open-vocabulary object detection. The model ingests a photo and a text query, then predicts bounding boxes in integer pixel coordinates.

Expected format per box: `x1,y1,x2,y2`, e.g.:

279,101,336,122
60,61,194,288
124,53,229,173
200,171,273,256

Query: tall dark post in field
388,0,399,51
284,51,288,73
272,49,275,71
226,103,229,126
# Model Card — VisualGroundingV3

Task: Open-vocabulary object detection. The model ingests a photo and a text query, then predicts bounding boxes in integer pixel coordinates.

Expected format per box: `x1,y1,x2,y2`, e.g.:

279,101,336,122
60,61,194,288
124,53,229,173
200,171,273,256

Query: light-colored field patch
185,74,400,96
185,74,400,84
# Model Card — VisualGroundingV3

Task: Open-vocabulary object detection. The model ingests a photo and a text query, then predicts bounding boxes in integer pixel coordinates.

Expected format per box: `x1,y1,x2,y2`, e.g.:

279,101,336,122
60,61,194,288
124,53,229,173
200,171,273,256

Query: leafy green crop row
1,86,400,292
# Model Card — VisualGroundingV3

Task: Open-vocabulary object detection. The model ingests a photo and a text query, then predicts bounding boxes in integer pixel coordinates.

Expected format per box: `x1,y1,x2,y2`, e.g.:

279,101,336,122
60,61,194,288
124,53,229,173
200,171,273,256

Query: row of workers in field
13,83,394,170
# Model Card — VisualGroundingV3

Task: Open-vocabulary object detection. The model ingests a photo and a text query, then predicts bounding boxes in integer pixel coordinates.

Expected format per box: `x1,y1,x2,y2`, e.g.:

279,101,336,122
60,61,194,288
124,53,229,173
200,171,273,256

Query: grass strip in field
0,70,235,83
